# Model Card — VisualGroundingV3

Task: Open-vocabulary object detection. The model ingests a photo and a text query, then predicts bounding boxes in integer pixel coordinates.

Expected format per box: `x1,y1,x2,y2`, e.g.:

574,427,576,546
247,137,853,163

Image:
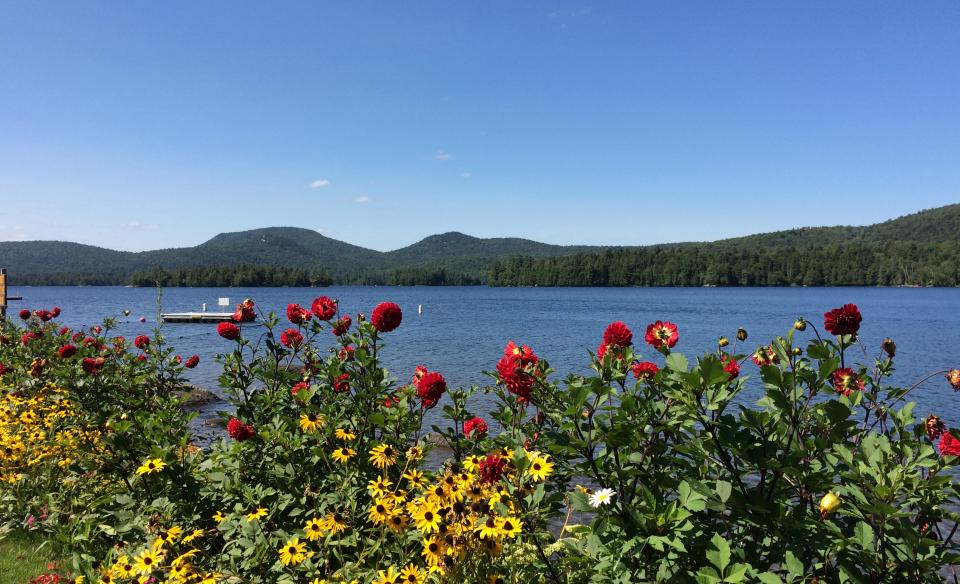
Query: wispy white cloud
121,220,159,231
461,171,472,178
0,225,30,241
353,196,370,204
435,149,453,161
550,7,593,18
309,179,331,189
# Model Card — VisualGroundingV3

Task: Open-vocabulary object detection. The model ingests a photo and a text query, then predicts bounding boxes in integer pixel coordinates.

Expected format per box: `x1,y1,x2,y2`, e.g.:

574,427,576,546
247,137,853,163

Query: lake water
7,286,960,433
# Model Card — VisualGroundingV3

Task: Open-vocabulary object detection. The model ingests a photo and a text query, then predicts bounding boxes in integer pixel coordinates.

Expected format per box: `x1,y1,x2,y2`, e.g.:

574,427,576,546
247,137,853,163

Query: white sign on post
218,298,230,308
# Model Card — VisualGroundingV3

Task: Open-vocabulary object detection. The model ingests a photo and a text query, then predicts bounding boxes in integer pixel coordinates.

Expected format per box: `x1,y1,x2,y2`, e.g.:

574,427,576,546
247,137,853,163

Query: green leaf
707,533,730,572
715,480,732,503
784,550,803,576
666,352,689,373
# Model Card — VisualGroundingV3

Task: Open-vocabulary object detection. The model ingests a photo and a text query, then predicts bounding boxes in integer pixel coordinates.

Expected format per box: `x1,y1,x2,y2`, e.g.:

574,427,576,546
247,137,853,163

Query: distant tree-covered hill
1,204,958,286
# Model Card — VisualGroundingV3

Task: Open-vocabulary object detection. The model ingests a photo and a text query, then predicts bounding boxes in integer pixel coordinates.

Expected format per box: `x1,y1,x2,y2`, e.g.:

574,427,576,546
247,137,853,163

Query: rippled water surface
9,286,960,427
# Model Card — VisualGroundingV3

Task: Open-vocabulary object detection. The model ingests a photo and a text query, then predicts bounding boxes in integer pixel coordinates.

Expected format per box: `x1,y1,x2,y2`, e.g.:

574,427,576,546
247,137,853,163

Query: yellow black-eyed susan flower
278,537,310,566
304,517,326,541
334,428,356,441
299,412,324,433
245,507,268,522
331,447,356,463
321,512,348,534
136,458,166,476
132,549,161,575
528,454,553,481
368,444,398,469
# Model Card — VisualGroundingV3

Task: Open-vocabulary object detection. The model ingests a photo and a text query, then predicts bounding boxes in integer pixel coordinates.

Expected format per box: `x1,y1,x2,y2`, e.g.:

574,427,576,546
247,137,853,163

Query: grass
0,531,64,583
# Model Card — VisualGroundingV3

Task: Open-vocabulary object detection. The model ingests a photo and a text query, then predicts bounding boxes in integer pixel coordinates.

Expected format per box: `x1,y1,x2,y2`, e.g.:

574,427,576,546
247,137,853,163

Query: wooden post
0,268,6,319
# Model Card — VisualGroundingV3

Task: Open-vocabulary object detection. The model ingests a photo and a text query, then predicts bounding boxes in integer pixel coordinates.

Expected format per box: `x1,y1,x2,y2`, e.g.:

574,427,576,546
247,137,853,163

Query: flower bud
718,337,729,348
819,492,841,517
736,328,748,342
947,369,960,391
792,347,802,356
882,338,896,359
794,319,806,331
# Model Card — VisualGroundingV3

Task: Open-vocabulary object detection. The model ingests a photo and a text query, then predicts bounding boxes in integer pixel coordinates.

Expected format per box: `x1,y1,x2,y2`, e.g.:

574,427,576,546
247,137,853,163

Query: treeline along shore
3,204,960,287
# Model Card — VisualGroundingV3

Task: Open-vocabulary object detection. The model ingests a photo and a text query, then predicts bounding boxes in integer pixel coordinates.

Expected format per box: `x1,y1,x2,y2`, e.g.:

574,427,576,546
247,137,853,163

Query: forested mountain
1,204,958,287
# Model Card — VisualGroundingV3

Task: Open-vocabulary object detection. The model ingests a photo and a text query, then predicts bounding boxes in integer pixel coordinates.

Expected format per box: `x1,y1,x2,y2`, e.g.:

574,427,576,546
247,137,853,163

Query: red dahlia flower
57,345,77,358
18,309,31,320
291,381,310,397
597,342,627,366
34,310,52,322
81,357,106,375
823,304,862,336
939,432,960,457
464,417,488,439
631,361,659,380
416,371,447,409
50,306,61,317
603,321,633,348
722,356,740,381
217,322,240,340
496,355,534,403
57,327,70,336
285,303,309,325
311,295,337,321
0,362,7,376
21,332,39,346
184,355,200,369
832,368,864,397
371,302,403,333
412,364,428,385
338,346,355,361
503,341,538,366
332,315,352,336
479,454,506,484
227,418,256,441
645,321,679,349
134,335,150,350
333,373,351,393
280,328,304,348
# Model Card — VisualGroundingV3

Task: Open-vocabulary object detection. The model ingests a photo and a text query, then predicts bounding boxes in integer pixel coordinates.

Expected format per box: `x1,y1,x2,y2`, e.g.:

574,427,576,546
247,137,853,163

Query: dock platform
160,312,235,323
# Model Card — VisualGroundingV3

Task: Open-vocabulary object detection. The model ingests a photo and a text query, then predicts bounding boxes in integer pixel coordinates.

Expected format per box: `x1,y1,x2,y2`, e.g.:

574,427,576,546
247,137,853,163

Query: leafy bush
1,298,959,583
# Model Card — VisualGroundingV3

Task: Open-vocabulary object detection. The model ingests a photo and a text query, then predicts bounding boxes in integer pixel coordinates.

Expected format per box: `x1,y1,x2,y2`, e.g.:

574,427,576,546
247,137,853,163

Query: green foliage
1,294,959,582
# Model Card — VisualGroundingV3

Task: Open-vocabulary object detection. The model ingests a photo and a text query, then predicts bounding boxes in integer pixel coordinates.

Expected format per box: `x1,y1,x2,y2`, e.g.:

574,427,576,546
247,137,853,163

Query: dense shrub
1,298,958,583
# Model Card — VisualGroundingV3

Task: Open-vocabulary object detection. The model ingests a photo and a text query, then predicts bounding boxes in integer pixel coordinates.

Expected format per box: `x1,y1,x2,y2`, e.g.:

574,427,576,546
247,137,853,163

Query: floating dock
160,312,235,323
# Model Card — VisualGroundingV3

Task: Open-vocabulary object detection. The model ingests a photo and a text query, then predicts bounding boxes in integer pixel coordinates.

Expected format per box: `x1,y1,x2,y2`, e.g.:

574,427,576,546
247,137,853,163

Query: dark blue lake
8,286,960,432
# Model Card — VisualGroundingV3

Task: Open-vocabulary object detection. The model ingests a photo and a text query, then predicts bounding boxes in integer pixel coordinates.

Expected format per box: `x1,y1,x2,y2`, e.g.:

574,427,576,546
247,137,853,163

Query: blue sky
1,1,958,252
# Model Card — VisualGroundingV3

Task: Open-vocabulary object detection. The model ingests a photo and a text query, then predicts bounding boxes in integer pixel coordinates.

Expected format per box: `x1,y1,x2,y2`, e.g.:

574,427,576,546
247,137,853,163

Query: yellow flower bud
736,328,748,342
794,319,806,331
819,492,841,517
718,337,729,348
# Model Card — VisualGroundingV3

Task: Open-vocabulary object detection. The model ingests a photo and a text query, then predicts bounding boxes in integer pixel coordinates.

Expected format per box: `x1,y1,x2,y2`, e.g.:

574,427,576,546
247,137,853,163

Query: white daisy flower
588,487,616,508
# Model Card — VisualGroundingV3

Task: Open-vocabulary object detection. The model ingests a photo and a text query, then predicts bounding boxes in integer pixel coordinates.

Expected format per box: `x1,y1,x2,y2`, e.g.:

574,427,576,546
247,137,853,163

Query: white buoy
202,303,207,313
418,304,423,315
